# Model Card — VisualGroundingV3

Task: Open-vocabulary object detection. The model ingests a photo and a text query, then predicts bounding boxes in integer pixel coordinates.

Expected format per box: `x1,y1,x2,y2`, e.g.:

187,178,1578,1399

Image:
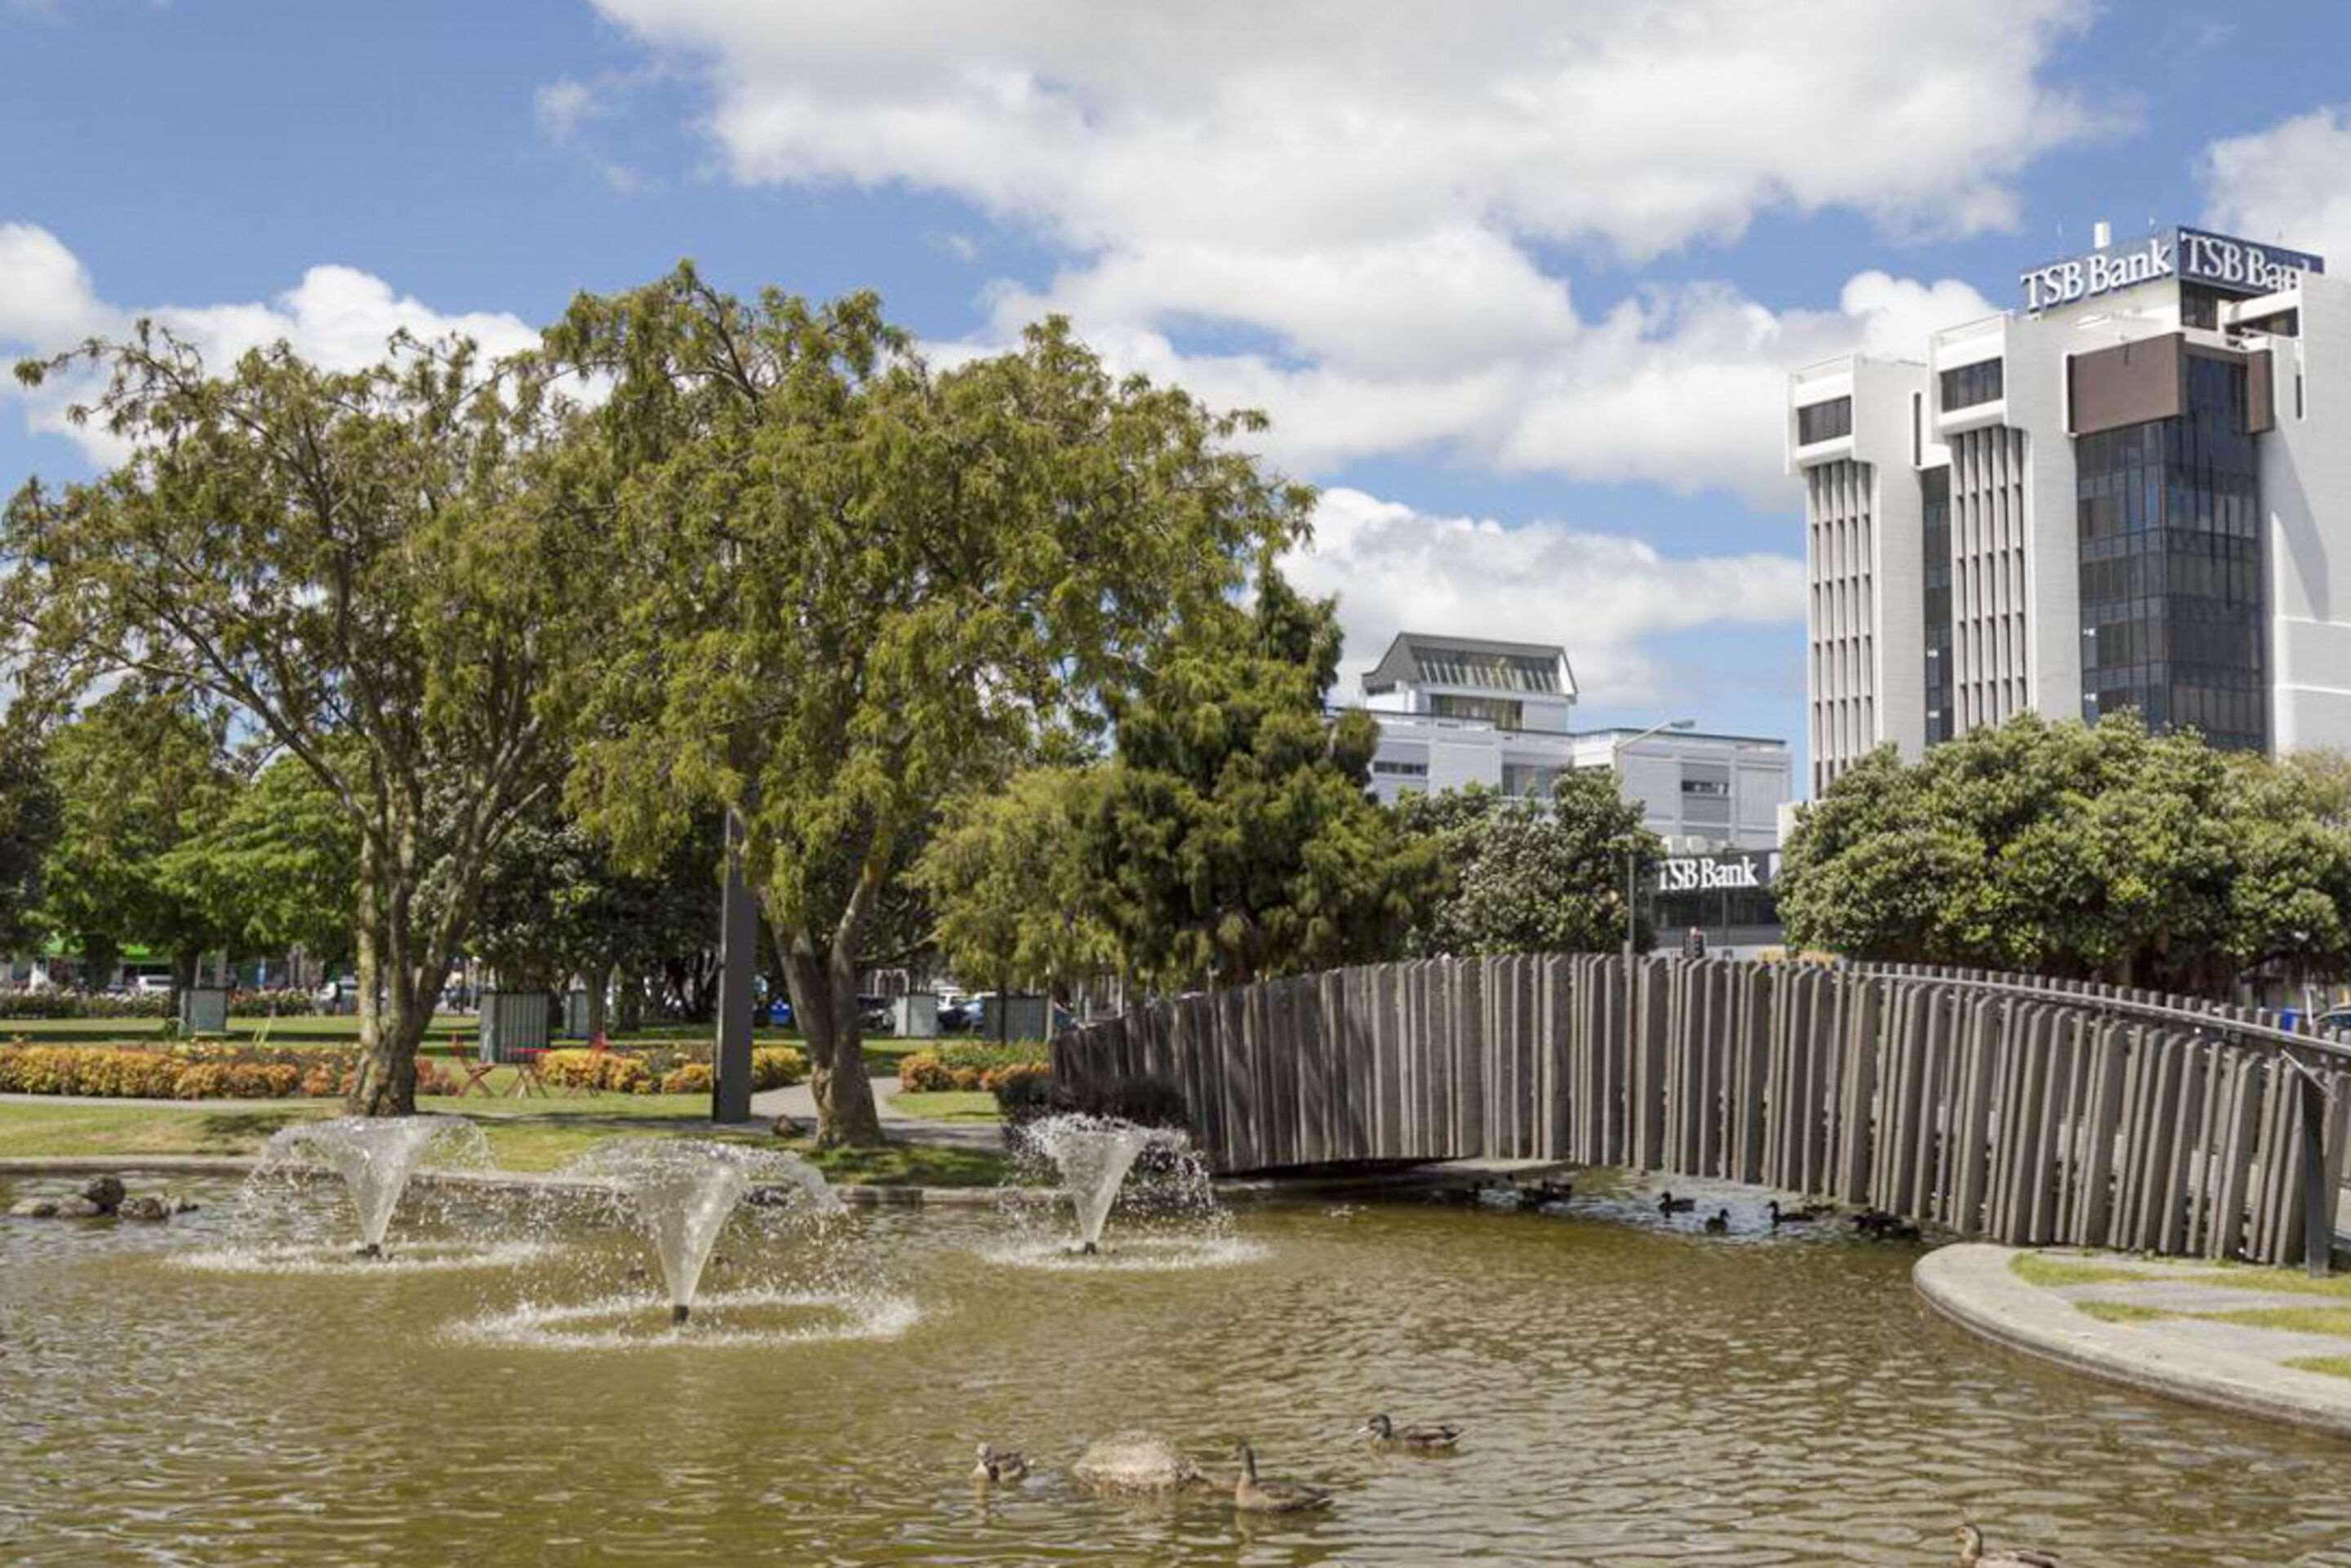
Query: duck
1853,1209,1896,1236
1522,1179,1574,1206
1356,1413,1462,1453
1232,1441,1334,1513
1953,1521,2060,1565
1658,1192,1696,1215
971,1443,1029,1485
1704,1208,1731,1235
1768,1200,1829,1226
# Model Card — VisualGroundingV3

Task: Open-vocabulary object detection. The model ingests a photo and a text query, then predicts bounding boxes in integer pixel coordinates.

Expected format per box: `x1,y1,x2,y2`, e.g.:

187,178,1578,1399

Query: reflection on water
4,1170,2351,1566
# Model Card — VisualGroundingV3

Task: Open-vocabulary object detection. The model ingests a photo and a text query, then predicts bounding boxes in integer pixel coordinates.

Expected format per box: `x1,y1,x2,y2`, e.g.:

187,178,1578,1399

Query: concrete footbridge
1052,956,2351,1267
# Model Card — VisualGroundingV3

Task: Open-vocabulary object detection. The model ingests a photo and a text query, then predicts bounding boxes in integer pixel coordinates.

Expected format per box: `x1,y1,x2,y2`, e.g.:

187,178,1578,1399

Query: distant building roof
1362,631,1577,699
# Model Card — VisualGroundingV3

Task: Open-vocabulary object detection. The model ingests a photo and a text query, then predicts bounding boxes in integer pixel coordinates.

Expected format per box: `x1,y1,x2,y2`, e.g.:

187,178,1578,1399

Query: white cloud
585,1,2038,499
2202,105,2351,264
536,77,607,146
1289,487,1806,703
0,224,540,464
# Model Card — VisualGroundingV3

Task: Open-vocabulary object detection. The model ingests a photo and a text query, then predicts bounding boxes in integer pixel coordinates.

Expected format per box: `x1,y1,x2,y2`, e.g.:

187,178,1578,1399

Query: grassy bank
0,1098,1009,1186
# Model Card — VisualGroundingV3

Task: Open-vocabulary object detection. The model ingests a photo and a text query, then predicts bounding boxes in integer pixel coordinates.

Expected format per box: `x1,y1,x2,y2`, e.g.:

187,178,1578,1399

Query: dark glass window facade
1920,466,1953,744
1797,397,1851,445
1940,358,2004,410
2077,353,2266,751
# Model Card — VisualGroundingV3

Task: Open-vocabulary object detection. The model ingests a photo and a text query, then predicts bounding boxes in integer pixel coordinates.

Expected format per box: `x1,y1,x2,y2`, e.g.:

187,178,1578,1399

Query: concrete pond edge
1914,1241,2351,1440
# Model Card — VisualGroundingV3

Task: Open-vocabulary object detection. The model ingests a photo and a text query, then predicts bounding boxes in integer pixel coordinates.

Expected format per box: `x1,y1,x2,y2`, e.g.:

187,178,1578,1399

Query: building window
1410,648,1561,692
1429,694,1522,728
2075,353,2266,753
1797,397,1852,445
1921,466,1953,744
1371,758,1429,778
1500,762,1563,799
1940,358,2004,411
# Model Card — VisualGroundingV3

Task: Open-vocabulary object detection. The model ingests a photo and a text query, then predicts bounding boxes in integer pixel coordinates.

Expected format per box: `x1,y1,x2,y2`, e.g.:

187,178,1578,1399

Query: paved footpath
1917,1242,2351,1437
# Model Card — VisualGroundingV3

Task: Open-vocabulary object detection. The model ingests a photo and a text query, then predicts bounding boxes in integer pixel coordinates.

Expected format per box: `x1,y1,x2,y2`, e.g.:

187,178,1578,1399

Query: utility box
178,985,229,1036
562,988,595,1039
892,992,940,1039
980,993,1050,1042
478,990,553,1063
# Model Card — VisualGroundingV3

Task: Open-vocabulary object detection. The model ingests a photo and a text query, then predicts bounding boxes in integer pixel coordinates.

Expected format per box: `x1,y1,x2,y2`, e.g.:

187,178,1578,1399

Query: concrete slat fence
1051,956,2351,1265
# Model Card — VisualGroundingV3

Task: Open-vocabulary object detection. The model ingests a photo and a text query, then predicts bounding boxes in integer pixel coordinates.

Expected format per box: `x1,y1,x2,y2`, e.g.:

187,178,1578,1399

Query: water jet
256,1115,491,1257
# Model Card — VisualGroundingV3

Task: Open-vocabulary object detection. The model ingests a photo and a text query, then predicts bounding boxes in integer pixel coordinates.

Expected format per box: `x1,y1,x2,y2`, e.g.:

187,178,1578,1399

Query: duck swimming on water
971,1444,1029,1485
1232,1442,1334,1512
1357,1413,1462,1453
1658,1192,1695,1215
1953,1521,2060,1565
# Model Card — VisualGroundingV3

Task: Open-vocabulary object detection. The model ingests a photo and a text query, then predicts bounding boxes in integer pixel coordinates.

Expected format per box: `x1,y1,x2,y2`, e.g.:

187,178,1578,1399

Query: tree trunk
775,930,884,1147
347,835,431,1117
168,948,200,1027
616,966,645,1032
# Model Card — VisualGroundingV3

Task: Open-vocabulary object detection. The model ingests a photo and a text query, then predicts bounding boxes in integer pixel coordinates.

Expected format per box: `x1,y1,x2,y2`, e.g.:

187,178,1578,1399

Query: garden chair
505,1046,549,1099
449,1031,497,1099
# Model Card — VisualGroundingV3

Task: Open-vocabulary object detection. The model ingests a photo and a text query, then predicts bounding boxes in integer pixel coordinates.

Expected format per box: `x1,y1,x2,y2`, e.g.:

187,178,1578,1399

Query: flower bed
897,1041,1050,1093
0,1042,452,1099
534,1043,806,1095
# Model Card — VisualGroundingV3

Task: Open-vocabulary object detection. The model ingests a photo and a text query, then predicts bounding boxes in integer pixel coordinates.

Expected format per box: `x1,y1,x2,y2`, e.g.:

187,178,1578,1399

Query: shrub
751,1046,807,1090
536,1048,651,1095
989,1062,1055,1124
0,990,174,1020
660,1062,713,1095
228,987,318,1018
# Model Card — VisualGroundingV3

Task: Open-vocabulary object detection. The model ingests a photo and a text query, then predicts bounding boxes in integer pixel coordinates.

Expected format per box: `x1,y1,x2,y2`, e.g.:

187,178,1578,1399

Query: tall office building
1788,222,2351,794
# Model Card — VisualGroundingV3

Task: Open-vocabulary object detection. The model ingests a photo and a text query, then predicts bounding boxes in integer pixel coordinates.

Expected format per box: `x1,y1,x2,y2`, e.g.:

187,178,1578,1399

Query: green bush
900,1041,1047,1091
751,1046,807,1090
0,1041,398,1099
0,990,174,1020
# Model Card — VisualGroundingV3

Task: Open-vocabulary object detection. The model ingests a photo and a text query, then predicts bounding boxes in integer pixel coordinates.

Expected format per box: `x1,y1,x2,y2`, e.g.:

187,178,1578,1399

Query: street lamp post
1614,718,1695,968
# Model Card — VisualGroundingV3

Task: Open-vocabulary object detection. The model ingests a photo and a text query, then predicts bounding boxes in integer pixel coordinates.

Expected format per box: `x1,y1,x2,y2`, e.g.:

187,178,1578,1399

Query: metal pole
713,810,757,1125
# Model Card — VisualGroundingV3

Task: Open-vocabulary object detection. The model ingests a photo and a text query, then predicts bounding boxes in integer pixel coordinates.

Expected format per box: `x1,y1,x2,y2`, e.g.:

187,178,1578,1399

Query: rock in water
79,1175,126,1214
167,1195,201,1215
1073,1432,1205,1493
56,1197,102,1217
7,1198,60,1219
117,1195,171,1222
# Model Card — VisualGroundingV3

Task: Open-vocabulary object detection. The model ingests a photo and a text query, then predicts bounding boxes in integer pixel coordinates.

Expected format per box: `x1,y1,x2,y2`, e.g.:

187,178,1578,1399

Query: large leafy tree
38,686,241,1001
1086,575,1438,988
0,723,60,957
5,327,602,1112
164,754,361,976
911,766,1118,1006
1780,712,2351,994
1398,773,1660,957
545,270,1305,1144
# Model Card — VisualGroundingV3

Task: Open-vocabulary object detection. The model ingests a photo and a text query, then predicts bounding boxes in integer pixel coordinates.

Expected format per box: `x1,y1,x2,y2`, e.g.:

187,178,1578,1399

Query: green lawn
885,1090,1002,1122
0,1097,1010,1186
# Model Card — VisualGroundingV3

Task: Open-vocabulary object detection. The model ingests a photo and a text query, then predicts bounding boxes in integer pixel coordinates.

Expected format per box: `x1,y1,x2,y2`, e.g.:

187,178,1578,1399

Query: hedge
0,1042,453,1099
0,992,174,1020
536,1044,806,1096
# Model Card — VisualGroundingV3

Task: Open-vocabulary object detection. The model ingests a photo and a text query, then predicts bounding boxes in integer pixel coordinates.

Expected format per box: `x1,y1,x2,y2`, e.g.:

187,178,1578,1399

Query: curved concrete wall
1052,956,2351,1264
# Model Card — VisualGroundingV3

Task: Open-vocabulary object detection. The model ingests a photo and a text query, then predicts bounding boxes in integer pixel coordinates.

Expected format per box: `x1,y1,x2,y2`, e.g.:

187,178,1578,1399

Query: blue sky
7,0,2351,787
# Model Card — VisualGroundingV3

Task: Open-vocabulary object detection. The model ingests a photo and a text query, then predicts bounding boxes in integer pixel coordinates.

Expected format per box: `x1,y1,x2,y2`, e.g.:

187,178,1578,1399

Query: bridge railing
1051,955,2351,1268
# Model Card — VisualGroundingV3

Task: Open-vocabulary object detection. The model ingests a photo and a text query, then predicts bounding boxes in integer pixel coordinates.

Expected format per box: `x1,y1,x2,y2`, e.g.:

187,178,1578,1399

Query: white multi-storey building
1352,631,1789,851
1791,221,2351,794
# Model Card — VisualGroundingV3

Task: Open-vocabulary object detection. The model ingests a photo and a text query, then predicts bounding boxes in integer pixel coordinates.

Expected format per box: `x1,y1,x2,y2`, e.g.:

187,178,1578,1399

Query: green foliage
1780,713,2351,993
163,756,358,971
910,767,1118,999
898,1040,1049,1091
6,325,606,1112
544,268,1308,1144
1085,575,1438,988
38,687,241,990
1398,772,1661,956
0,725,59,956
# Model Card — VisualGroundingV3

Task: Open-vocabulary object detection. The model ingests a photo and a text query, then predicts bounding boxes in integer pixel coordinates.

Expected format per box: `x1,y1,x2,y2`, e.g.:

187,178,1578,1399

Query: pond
3,1166,2349,1566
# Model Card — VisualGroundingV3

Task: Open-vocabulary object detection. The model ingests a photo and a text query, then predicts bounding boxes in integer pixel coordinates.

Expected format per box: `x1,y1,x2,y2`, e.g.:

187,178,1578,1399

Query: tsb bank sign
2020,226,2325,314
1655,851,1779,894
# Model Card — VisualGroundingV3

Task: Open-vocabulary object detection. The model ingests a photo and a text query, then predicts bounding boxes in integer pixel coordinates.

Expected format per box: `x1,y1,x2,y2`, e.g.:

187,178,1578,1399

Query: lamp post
1614,718,1695,968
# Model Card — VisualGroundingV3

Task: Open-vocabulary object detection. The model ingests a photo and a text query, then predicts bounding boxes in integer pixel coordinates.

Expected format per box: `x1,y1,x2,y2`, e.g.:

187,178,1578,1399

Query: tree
1779,713,2351,994
911,766,1118,1006
164,754,361,977
5,326,602,1112
38,686,241,1002
1085,574,1438,988
545,270,1304,1144
0,723,60,957
1398,772,1661,957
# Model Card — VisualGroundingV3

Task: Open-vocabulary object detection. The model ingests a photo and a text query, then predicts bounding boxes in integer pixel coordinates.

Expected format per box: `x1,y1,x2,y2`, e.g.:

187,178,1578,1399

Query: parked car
2315,1006,2351,1037
858,995,896,1034
764,997,793,1028
131,975,173,996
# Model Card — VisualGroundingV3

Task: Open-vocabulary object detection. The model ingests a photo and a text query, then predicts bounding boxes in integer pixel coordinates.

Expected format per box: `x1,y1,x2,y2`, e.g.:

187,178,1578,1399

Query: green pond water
3,1170,2349,1566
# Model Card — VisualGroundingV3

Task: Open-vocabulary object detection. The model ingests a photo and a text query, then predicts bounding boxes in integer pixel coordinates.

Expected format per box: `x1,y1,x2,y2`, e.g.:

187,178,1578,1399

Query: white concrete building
1353,631,1789,851
1791,222,2351,794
